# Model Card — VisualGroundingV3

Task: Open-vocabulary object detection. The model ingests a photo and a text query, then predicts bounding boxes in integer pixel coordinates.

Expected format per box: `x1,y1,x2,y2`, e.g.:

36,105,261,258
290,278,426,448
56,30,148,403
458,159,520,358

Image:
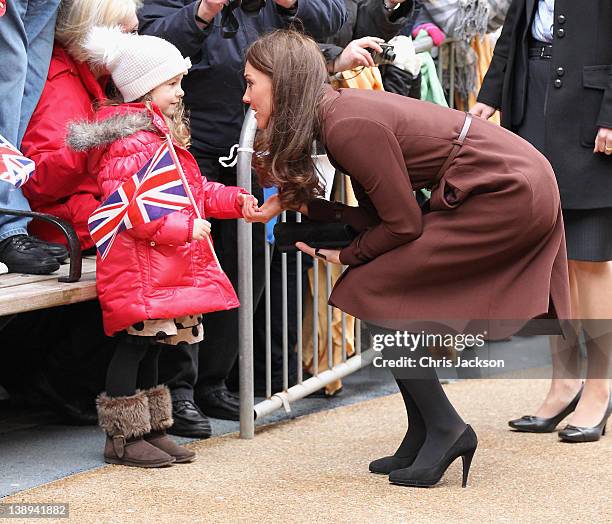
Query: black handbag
273,221,358,253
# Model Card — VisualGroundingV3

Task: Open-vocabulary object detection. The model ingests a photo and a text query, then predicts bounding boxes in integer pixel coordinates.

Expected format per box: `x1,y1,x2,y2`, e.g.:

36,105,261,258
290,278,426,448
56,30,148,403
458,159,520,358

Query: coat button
556,28,565,38
556,67,565,76
554,78,563,88
150,241,156,247
557,14,566,24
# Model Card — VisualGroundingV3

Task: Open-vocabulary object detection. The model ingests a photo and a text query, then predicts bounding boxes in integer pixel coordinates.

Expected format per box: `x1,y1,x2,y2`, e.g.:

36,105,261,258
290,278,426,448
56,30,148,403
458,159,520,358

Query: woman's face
149,74,185,118
243,61,273,129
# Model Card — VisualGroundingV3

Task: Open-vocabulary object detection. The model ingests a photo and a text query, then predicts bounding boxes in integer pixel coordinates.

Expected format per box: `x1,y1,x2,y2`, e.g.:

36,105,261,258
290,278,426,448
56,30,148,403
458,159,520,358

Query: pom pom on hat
84,26,192,103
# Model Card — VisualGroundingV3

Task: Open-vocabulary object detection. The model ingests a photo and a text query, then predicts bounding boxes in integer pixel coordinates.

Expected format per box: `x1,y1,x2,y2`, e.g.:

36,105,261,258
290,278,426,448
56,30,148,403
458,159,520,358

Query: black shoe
168,400,212,439
388,425,478,488
508,387,583,433
0,235,60,274
29,237,69,263
196,386,240,421
558,394,611,443
369,455,417,475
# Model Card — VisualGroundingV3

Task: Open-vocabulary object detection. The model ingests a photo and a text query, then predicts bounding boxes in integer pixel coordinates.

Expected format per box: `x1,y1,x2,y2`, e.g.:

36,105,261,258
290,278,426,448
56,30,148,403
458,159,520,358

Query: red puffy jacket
68,103,247,336
21,43,106,250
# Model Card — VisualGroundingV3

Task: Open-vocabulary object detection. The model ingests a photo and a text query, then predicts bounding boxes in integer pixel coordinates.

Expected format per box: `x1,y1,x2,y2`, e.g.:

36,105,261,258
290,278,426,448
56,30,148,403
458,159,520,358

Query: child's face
243,61,273,130
150,74,185,118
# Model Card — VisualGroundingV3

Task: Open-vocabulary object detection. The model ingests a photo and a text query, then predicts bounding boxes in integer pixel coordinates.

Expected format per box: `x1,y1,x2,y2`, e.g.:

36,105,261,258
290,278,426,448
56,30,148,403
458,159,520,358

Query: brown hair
246,30,330,210
103,90,191,148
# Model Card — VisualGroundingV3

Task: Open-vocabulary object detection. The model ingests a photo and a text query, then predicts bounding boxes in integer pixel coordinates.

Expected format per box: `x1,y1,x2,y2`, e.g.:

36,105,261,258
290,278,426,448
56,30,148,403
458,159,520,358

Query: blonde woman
21,0,142,251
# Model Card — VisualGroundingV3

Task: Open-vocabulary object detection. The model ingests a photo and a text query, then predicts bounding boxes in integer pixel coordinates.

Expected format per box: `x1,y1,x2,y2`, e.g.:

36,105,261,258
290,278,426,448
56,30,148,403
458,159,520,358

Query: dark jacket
477,0,612,209
307,88,570,337
139,0,346,158
319,0,414,63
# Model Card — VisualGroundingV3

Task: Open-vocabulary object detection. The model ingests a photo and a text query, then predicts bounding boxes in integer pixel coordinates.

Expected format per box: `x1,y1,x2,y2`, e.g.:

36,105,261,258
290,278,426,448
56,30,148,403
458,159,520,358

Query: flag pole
165,135,221,267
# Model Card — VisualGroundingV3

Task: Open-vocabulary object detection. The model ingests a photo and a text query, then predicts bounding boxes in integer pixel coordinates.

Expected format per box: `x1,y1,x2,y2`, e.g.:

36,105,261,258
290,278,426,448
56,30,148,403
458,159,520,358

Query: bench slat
0,257,98,315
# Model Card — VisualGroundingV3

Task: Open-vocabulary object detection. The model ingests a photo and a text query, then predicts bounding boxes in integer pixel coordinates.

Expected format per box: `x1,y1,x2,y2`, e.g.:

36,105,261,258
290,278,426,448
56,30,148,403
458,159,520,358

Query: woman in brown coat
245,30,570,488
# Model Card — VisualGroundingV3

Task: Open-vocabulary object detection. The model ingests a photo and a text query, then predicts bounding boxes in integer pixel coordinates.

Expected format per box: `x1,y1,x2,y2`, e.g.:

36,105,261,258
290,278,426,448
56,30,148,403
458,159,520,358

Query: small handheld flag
0,134,35,189
88,142,191,259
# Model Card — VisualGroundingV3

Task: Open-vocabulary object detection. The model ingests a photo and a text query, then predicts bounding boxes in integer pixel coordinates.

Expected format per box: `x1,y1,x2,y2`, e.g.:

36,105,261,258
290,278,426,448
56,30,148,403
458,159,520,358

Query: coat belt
430,112,473,190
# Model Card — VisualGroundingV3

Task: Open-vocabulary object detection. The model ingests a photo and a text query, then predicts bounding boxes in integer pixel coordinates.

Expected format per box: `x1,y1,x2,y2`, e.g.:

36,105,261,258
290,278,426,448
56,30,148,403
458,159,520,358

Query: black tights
105,337,162,397
377,327,467,468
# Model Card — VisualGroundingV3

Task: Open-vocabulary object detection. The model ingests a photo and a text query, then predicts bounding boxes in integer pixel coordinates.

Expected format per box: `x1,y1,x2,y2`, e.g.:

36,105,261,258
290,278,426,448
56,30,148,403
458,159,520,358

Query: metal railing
0,208,82,282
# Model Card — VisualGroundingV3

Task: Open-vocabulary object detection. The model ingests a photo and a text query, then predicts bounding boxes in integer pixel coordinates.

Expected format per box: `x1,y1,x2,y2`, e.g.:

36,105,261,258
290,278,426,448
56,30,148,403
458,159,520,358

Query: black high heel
508,386,582,433
388,425,478,488
558,393,612,443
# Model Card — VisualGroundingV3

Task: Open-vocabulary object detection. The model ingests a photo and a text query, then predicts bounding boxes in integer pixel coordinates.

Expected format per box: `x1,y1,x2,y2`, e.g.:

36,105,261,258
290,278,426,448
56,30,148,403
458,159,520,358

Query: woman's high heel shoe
508,386,582,433
388,425,478,488
558,394,612,443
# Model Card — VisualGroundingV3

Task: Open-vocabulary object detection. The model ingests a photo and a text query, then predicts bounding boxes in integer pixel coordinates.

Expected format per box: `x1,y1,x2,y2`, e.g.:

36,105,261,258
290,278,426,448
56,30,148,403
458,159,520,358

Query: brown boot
144,385,196,463
96,391,175,468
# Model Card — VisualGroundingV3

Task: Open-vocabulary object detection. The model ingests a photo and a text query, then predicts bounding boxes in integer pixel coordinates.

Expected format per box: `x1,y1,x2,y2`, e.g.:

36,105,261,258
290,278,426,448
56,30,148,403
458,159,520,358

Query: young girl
68,27,260,468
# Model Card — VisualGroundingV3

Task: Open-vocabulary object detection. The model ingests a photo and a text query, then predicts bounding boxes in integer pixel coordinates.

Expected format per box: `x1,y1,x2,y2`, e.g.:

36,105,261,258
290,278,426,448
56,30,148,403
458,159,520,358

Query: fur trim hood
66,106,160,152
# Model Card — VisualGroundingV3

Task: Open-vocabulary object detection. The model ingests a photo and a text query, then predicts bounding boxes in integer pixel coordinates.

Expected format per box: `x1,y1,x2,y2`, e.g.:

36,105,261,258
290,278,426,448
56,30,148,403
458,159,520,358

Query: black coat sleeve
352,0,414,42
477,0,523,109
138,0,212,59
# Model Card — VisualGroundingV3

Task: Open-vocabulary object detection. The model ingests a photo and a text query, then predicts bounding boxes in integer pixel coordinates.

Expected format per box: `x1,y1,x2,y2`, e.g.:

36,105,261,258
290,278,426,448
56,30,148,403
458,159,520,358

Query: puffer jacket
68,103,248,336
21,43,106,250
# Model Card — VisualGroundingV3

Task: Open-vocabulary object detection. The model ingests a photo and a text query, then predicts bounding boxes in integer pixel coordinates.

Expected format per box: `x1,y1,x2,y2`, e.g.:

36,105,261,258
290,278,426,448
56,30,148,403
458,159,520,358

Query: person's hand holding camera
328,36,385,73
196,0,226,28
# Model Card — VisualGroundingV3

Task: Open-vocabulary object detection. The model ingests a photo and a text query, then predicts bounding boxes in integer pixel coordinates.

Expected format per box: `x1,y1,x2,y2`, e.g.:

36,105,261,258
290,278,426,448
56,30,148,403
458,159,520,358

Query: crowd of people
0,0,610,488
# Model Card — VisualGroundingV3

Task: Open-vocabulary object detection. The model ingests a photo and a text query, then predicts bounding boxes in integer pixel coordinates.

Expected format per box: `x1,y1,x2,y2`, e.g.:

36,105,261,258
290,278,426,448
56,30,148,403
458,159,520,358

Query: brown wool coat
307,87,570,338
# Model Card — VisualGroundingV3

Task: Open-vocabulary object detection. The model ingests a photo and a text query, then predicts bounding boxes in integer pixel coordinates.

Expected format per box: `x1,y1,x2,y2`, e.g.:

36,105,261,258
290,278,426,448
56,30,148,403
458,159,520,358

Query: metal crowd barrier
237,39,456,438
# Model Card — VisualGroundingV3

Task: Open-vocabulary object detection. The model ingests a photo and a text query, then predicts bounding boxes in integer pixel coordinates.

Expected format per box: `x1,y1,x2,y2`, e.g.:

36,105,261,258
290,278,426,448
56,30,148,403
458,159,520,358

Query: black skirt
517,49,612,262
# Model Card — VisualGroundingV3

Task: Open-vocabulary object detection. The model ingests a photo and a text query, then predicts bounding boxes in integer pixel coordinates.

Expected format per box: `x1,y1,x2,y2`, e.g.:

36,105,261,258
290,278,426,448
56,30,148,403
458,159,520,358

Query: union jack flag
0,134,35,189
88,142,192,260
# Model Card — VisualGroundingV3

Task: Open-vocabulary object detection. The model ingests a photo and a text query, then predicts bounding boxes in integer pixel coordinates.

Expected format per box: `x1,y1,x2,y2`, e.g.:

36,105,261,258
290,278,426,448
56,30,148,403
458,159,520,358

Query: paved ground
2,377,610,524
0,335,550,499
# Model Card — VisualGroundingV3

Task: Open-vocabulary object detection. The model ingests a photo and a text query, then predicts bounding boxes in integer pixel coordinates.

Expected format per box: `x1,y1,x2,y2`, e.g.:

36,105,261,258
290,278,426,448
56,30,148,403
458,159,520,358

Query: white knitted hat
84,26,192,103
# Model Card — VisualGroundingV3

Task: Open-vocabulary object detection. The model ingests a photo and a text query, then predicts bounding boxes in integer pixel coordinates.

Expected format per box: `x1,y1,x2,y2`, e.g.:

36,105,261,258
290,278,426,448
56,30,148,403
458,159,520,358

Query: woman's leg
533,262,583,418
566,261,612,427
380,330,467,469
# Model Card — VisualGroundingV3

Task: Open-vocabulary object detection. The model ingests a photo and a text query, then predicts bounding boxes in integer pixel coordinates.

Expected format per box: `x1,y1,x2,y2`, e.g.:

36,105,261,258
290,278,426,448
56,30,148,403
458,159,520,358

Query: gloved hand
412,23,446,46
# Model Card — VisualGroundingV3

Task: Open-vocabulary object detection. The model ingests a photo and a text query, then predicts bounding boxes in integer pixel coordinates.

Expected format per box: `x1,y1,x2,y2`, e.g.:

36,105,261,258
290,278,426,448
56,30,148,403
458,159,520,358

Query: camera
221,0,266,38
370,43,396,66
228,0,266,14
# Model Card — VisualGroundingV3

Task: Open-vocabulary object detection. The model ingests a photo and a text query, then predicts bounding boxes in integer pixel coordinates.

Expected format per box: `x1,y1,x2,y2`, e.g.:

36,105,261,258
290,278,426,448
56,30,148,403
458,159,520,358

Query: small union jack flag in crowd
0,134,35,189
88,142,192,260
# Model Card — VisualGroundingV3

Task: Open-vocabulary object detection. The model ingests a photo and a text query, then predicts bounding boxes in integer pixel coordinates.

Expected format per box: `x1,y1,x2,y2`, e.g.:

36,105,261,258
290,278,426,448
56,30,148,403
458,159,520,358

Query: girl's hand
238,194,261,223
295,242,342,265
192,218,212,240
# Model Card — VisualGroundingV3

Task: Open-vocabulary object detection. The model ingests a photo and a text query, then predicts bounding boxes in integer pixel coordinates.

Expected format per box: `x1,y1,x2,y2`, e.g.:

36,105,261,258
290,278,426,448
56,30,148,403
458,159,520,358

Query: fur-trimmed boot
96,391,175,468
144,385,196,463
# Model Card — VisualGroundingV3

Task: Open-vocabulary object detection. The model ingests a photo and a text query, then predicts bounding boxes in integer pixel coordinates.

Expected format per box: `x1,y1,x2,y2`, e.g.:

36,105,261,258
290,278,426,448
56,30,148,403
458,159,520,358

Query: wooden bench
0,256,97,317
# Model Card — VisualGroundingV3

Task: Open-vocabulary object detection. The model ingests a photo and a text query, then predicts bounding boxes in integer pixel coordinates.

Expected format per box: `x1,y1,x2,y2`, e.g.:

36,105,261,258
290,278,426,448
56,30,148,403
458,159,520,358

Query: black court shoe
388,425,478,488
559,393,611,443
508,387,582,433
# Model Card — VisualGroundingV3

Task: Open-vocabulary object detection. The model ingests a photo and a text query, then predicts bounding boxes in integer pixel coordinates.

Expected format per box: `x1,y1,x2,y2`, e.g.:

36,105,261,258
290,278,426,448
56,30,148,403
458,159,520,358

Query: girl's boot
96,391,175,468
144,385,196,463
